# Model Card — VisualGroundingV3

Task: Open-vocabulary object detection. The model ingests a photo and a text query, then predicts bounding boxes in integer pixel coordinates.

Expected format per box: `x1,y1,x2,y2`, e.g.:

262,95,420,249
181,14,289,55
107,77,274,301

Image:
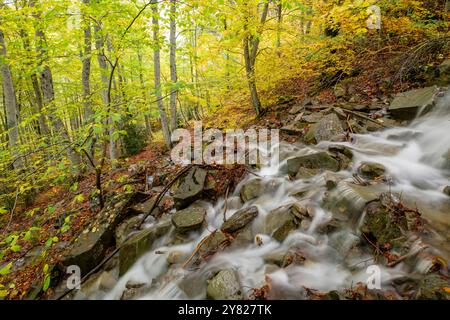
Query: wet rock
119,220,172,275
198,231,231,258
221,206,258,233
206,269,243,300
172,203,206,233
240,178,266,202
76,270,118,299
60,192,146,276
443,186,450,197
329,231,360,257
303,113,345,144
281,248,306,268
173,166,207,209
287,152,340,179
357,162,386,180
415,274,450,300
328,145,353,170
323,182,384,223
444,149,450,170
121,281,151,300
323,171,339,190
328,144,353,159
361,198,421,248
167,250,185,265
264,204,307,242
389,86,438,120
115,216,142,246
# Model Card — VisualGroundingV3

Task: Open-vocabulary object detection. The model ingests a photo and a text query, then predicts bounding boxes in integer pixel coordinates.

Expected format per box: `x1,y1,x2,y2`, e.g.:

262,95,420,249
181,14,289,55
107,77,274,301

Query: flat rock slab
389,86,437,120
172,204,206,233
287,152,340,178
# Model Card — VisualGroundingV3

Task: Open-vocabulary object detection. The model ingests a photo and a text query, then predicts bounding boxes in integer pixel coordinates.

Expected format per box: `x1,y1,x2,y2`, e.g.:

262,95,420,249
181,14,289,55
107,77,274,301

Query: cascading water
82,91,450,300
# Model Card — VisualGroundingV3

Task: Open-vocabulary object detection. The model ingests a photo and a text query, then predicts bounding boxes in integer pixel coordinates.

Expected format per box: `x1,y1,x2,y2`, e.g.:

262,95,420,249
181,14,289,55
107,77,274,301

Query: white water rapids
83,91,450,300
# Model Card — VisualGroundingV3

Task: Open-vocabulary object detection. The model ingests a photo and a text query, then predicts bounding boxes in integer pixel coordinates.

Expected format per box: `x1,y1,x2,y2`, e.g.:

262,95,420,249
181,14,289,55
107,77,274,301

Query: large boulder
287,152,340,179
60,192,147,276
172,203,206,233
303,113,344,144
119,220,172,275
173,166,207,209
389,86,438,120
206,269,243,300
221,206,258,233
239,179,266,202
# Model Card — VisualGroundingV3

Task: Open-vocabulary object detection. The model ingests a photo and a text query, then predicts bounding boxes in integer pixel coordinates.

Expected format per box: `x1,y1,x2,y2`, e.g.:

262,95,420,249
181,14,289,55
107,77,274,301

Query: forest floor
1,41,448,300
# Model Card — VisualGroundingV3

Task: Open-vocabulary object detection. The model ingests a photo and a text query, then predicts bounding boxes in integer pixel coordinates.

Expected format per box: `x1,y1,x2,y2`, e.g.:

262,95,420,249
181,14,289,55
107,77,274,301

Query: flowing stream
87,92,450,300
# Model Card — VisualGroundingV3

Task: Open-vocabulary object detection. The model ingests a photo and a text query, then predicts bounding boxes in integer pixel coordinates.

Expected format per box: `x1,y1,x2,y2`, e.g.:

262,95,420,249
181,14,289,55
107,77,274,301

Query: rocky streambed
51,85,450,300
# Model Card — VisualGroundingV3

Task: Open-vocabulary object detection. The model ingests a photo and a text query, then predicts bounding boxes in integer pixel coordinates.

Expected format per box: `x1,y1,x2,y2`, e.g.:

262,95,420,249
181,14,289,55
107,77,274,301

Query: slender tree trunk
82,0,92,122
94,25,118,167
81,0,95,166
32,0,82,172
151,0,171,148
0,29,23,169
242,1,269,117
137,48,152,136
276,1,282,52
18,28,49,136
223,18,231,92
169,0,178,132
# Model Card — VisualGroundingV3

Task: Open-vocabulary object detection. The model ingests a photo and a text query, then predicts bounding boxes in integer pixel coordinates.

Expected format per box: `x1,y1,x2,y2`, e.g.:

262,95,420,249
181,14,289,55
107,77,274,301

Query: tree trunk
242,1,269,117
137,48,152,137
151,0,171,148
81,0,95,166
94,25,118,167
169,0,178,132
32,0,82,172
276,1,282,51
0,29,23,169
82,0,92,122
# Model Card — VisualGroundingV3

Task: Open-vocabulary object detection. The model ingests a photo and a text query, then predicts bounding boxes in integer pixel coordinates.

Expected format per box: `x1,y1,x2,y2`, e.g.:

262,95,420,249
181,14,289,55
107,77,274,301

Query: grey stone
357,162,386,180
172,204,206,233
173,166,207,209
221,206,258,233
303,113,345,144
287,152,340,178
119,220,171,275
206,269,243,300
239,179,265,202
389,86,438,120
